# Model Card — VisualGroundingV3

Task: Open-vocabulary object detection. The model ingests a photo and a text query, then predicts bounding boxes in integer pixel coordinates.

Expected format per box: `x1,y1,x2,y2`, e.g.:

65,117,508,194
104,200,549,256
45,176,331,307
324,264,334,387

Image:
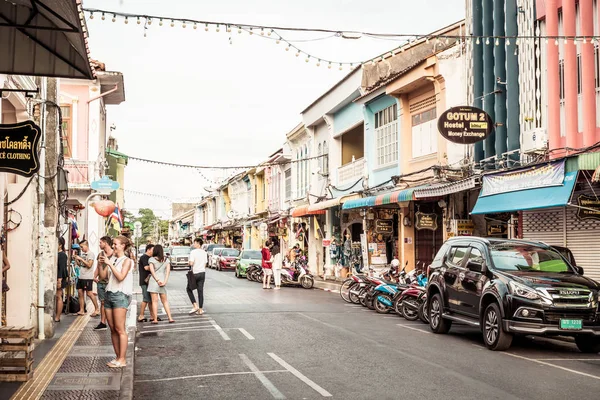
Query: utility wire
127,154,325,170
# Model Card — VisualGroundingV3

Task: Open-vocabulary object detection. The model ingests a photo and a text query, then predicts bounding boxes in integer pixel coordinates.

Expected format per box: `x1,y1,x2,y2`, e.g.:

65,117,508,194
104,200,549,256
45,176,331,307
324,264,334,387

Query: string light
193,22,197,29
124,16,128,24
506,38,510,46
137,16,141,25
555,38,559,45
112,14,116,22
170,19,175,28
159,18,163,26
583,37,587,44
268,29,273,36
227,25,231,33
564,37,567,45
216,24,220,32
89,12,94,19
328,62,332,69
485,37,490,45
205,23,209,31
182,21,187,28
339,63,343,70
305,56,310,62
316,59,320,67
101,12,105,20
249,28,253,35
147,18,152,25
238,26,242,34
495,37,499,46
261,28,265,36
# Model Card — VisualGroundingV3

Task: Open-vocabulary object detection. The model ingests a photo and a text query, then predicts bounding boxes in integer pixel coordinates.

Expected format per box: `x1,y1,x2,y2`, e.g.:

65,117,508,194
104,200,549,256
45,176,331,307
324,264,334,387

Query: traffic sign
91,176,120,192
134,221,142,229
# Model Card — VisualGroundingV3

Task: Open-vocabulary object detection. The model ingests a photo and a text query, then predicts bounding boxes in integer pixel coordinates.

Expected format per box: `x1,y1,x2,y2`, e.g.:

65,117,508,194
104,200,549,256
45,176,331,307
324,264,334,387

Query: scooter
280,259,314,289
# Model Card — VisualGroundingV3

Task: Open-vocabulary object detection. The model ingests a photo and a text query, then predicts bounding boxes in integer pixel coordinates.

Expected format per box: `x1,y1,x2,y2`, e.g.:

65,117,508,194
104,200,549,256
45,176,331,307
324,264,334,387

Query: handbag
186,269,197,291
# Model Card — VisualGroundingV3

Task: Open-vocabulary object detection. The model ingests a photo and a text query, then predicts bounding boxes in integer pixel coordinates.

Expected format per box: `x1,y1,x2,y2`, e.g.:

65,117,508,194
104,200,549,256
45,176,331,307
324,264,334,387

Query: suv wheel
482,303,513,351
429,294,452,334
575,336,600,353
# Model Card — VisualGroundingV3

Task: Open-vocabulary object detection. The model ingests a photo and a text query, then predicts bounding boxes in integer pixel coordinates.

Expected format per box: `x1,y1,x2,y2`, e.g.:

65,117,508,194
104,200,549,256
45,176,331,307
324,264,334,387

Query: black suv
427,237,600,352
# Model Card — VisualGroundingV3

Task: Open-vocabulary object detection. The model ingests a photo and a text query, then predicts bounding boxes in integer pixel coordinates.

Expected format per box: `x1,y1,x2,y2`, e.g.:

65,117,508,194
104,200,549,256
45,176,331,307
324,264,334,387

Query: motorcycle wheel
301,276,314,289
402,300,420,321
374,294,392,314
393,297,405,318
366,292,377,310
340,279,355,303
418,300,429,324
349,287,362,304
359,288,368,307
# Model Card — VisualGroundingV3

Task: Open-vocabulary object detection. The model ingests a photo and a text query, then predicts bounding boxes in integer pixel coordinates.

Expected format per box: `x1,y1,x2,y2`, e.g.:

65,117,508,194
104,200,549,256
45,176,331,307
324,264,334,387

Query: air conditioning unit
521,128,548,154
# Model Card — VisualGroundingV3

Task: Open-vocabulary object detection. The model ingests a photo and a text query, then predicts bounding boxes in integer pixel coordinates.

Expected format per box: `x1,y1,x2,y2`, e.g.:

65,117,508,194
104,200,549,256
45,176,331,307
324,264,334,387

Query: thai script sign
0,121,41,177
576,194,600,221
481,160,565,197
437,106,494,144
415,212,438,231
375,219,393,234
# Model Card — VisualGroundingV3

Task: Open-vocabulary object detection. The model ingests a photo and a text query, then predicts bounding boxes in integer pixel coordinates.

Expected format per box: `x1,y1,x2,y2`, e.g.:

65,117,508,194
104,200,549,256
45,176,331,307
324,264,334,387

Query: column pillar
563,0,578,150
482,0,496,163
581,0,596,147
506,0,521,162
472,0,485,163
493,0,507,157
546,0,561,154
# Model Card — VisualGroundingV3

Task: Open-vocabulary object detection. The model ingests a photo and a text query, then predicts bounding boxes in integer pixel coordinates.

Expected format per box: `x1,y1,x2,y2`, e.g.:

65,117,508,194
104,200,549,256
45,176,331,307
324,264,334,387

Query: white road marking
237,328,255,340
240,354,286,399
503,352,600,381
140,327,216,334
142,321,214,329
395,324,430,334
157,315,211,321
135,370,288,383
343,304,362,307
211,320,231,340
536,358,600,361
268,353,332,397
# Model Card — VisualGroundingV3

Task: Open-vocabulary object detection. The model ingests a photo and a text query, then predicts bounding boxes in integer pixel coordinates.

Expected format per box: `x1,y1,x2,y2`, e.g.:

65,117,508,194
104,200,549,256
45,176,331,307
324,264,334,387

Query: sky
83,0,465,219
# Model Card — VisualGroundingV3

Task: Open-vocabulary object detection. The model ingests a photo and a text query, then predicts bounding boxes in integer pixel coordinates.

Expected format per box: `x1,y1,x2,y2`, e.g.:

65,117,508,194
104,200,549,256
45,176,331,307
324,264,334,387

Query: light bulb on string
89,12,94,19
137,17,141,25
573,37,578,45
564,37,567,45
124,16,128,24
476,37,480,45
170,20,175,28
583,37,587,44
555,38,559,45
328,62,332,69
227,25,231,33
285,46,290,51
182,21,187,28
260,28,264,36
426,37,429,44
371,59,376,65
316,59,320,67
249,28,253,35
296,51,300,57
515,38,519,46
101,13,105,20
506,38,510,46
495,37,499,46
193,22,197,30
216,24,220,32
205,23,209,31
147,18,152,26
238,26,242,34
112,14,116,22
485,37,490,45
159,18,163,26
339,63,343,70
305,56,310,63
276,38,280,44
268,30,273,36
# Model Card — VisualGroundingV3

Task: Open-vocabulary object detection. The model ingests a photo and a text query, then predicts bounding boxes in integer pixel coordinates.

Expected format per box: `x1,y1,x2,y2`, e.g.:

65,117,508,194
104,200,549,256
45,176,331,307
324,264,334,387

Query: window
375,104,398,167
303,145,309,193
595,45,599,89
262,179,266,201
60,104,72,158
449,247,468,266
577,54,582,95
468,248,484,264
559,59,565,100
318,143,322,174
296,150,301,198
411,107,438,158
322,141,329,175
285,169,292,200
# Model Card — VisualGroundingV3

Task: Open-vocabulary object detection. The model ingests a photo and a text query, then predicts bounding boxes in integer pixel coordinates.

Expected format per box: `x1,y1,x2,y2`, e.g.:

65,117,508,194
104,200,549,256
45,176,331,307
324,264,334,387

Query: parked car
427,237,600,352
170,246,191,269
235,250,263,278
216,248,241,271
210,248,227,269
164,247,172,264
206,244,227,267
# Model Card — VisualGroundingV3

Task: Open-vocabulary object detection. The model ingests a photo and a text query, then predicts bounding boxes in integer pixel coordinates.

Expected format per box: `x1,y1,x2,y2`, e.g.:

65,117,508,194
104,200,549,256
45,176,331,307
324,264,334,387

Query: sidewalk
3,301,137,400
313,275,343,292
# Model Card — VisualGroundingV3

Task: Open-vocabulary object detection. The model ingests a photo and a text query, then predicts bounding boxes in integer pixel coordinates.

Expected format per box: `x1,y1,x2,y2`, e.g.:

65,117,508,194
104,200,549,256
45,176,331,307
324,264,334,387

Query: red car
217,248,241,271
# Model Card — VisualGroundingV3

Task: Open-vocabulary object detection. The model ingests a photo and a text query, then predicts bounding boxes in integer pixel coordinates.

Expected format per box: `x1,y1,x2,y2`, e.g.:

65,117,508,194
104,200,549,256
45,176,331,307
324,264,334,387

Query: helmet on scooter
391,259,400,268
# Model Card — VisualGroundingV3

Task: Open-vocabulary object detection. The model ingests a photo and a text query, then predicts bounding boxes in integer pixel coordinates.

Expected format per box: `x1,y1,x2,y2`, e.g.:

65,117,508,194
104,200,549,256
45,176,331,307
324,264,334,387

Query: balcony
64,159,90,189
337,157,366,185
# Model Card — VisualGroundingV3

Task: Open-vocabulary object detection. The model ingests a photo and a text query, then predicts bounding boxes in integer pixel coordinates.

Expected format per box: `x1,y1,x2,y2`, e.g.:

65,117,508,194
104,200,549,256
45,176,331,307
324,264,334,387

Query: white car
211,248,226,269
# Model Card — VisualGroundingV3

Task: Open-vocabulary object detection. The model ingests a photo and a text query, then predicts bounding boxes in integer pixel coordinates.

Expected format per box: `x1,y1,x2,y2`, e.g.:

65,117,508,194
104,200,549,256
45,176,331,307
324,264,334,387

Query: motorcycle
280,260,314,289
395,272,428,321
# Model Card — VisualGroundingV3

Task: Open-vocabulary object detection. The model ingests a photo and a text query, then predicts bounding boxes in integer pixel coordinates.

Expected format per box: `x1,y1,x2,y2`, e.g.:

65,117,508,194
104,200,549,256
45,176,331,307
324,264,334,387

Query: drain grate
57,357,94,373
76,331,113,346
41,390,120,400
41,390,82,400
80,390,120,400
90,356,120,373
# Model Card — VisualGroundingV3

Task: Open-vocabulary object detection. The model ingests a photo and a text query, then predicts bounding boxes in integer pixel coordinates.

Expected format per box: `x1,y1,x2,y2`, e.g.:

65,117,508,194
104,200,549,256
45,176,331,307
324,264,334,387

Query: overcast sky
84,0,465,219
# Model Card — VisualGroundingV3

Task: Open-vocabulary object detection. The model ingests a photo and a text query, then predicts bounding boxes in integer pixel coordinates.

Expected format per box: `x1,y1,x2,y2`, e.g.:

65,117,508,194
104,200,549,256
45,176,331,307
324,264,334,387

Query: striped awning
413,177,477,199
342,185,428,210
291,205,326,217
307,194,360,213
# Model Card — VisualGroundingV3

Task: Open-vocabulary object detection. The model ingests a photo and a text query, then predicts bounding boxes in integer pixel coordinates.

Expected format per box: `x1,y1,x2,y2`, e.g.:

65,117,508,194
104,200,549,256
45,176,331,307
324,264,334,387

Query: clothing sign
481,160,565,197
0,121,41,177
415,212,438,231
576,194,600,221
437,106,494,144
375,219,393,234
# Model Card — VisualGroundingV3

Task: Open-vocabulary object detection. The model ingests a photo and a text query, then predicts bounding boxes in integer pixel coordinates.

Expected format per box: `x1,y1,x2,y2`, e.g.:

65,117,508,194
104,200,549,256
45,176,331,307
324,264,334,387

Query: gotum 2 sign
437,106,494,144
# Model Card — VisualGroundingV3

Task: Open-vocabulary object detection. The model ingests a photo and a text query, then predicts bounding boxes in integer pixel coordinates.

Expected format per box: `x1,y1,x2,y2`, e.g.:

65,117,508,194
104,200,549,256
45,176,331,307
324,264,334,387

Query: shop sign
481,160,565,197
375,219,393,234
0,121,42,177
415,212,438,231
437,106,493,145
576,194,600,221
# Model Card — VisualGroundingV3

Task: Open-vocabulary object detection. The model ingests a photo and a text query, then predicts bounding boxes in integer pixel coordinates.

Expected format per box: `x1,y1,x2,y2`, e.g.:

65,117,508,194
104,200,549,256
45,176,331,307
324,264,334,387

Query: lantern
91,200,115,217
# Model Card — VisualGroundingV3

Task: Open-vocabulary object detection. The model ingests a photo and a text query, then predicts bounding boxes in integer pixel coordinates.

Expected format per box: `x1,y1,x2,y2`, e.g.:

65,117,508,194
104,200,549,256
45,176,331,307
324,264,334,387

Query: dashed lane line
502,352,600,381
536,358,600,361
240,354,286,399
268,353,332,397
135,370,288,383
140,327,217,334
141,321,215,329
211,320,231,341
237,328,255,340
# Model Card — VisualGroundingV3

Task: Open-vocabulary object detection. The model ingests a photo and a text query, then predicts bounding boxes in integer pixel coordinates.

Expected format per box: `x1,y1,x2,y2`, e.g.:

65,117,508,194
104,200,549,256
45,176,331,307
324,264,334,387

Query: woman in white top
271,244,283,290
100,235,133,369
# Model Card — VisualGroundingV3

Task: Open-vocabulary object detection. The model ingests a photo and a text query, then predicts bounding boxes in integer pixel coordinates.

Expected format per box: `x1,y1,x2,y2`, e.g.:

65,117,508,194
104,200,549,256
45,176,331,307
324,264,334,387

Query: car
210,248,227,269
206,244,227,267
164,247,172,264
216,248,241,271
235,249,262,278
170,246,191,269
427,237,600,352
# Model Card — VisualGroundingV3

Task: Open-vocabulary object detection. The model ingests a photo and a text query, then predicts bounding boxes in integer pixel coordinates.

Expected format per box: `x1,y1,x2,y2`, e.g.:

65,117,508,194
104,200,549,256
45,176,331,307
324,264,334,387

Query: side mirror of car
575,266,584,275
466,260,484,273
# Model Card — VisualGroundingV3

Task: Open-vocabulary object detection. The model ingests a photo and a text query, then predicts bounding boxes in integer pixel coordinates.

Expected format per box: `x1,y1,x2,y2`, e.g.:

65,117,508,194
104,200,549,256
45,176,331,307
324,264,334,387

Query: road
133,268,600,400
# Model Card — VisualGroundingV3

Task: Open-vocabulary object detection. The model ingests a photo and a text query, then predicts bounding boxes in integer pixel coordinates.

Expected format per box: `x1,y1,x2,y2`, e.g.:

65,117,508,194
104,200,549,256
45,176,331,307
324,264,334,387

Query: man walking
94,236,114,330
188,238,208,315
74,240,99,316
138,244,156,322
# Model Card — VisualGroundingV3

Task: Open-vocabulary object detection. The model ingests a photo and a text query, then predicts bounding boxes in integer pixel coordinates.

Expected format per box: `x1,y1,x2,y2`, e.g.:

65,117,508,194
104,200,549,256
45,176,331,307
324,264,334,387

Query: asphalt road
133,268,600,400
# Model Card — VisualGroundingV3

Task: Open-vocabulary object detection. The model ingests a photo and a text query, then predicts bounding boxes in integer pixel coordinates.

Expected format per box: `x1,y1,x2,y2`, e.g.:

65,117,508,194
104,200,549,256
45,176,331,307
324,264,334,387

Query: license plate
559,319,582,330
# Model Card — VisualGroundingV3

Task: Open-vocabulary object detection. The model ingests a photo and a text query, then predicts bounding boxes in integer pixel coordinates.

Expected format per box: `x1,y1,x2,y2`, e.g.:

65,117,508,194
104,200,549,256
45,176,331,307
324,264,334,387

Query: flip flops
107,360,126,368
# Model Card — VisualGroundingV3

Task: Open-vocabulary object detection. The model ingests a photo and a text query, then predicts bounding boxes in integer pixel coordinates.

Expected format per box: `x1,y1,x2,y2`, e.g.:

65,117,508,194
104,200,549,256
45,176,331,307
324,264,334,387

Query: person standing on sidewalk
138,244,155,322
271,244,283,290
261,240,272,289
55,237,68,323
74,240,99,317
103,236,133,369
94,236,114,331
187,238,208,315
148,245,175,324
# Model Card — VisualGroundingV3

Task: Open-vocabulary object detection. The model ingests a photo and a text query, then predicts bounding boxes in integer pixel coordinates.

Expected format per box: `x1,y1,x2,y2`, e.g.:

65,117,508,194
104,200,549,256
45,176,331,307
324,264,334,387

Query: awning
0,0,94,79
342,185,428,210
291,205,326,217
471,171,577,215
307,194,360,212
414,177,477,199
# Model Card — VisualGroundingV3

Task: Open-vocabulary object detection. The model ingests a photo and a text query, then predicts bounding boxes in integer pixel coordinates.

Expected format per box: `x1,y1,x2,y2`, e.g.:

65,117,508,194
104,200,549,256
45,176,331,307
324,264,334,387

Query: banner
481,160,565,197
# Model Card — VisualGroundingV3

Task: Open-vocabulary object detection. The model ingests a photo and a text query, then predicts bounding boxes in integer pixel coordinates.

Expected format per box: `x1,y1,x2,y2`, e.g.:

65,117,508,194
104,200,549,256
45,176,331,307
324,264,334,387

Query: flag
110,203,123,228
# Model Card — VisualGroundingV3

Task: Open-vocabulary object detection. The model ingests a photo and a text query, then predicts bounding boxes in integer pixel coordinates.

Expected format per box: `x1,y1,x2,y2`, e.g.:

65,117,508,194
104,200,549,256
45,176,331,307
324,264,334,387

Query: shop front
290,205,325,274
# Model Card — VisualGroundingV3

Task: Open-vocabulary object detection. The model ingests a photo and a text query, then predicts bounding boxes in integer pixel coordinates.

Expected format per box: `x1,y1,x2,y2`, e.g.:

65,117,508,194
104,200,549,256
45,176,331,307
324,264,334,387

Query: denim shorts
140,284,152,303
97,282,107,302
104,291,131,310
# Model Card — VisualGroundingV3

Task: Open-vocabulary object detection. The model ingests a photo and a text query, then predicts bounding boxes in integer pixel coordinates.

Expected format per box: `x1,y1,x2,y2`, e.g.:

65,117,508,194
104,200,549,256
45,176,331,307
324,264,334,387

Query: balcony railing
64,159,90,189
337,157,366,185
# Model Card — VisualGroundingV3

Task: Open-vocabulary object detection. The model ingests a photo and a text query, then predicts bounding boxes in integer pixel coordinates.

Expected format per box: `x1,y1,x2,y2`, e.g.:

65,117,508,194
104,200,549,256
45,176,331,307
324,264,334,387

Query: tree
131,208,170,244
